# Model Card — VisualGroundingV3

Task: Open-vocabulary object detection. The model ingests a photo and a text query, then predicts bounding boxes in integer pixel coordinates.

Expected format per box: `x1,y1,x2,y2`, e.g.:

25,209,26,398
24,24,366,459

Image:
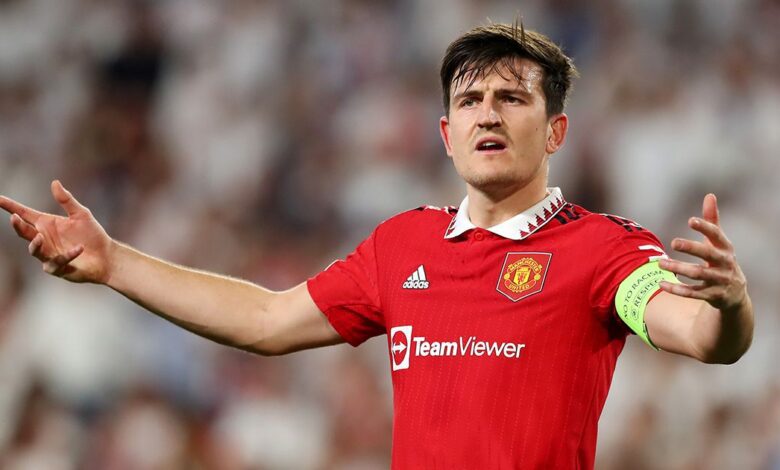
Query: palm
0,181,112,284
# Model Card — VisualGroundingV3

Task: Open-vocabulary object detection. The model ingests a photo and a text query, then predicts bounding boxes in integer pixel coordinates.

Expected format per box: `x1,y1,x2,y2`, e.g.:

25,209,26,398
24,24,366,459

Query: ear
545,113,569,155
439,115,454,158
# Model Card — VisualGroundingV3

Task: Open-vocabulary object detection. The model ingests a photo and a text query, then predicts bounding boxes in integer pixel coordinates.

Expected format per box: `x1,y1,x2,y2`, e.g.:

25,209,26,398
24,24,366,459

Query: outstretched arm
0,181,343,355
644,194,753,364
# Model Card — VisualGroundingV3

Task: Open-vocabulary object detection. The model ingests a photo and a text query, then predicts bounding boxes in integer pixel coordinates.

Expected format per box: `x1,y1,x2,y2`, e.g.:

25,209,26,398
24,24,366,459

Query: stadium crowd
0,0,778,468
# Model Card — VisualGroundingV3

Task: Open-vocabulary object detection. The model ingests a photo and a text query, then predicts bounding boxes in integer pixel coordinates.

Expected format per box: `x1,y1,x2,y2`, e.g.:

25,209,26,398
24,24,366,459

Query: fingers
51,180,88,217
0,195,43,225
670,238,732,266
28,233,45,260
664,194,748,311
42,246,84,276
702,193,719,226
27,231,84,276
658,280,712,301
10,213,38,241
687,217,732,250
658,258,730,284
659,279,744,310
1,181,86,222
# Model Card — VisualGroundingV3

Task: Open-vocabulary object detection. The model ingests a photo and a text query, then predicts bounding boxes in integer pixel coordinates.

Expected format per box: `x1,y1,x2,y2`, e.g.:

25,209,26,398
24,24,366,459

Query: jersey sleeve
589,219,669,327
306,230,385,347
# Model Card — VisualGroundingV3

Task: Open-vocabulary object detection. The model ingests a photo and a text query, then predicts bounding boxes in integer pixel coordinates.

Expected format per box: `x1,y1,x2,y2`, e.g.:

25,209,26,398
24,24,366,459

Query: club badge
496,252,552,302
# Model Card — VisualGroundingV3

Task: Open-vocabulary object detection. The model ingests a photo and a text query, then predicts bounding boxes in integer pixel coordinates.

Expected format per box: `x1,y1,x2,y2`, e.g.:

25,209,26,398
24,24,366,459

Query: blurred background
0,0,778,468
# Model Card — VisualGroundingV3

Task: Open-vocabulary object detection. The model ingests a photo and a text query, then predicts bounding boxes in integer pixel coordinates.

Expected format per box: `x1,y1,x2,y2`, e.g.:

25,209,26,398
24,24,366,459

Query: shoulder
367,205,457,249
377,205,457,231
553,202,663,248
557,203,651,233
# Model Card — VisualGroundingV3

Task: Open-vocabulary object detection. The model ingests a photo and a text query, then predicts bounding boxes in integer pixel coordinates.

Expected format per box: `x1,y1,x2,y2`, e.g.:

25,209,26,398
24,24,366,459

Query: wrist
101,239,124,287
715,288,751,319
700,293,753,364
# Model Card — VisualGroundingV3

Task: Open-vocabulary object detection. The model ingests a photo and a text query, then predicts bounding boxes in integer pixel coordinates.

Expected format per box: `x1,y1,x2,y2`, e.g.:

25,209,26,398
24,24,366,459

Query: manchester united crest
496,252,552,302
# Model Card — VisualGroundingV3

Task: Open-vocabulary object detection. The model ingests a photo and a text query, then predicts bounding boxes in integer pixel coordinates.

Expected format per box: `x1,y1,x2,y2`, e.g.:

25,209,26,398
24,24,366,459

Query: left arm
644,194,753,364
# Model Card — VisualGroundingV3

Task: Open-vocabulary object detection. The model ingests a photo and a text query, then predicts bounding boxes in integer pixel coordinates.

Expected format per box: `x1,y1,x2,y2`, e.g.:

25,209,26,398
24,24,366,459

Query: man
0,23,753,468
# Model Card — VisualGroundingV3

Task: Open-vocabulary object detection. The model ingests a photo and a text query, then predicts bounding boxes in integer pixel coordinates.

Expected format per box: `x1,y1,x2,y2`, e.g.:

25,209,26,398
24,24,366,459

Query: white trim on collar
444,187,566,240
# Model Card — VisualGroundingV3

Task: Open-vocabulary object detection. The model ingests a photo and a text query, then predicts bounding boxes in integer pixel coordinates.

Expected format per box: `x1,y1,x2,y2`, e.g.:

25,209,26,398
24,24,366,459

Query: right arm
0,181,343,355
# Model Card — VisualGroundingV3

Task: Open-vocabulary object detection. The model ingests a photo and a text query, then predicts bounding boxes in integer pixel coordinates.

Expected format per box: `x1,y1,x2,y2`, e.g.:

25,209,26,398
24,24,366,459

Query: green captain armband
615,261,679,350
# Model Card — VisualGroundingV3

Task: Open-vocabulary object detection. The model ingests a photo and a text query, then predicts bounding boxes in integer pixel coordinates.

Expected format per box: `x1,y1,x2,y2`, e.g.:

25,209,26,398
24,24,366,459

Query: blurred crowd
0,0,778,468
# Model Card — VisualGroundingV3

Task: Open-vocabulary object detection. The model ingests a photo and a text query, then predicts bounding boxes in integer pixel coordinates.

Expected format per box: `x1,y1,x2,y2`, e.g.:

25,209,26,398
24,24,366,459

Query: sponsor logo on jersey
402,265,429,290
496,252,552,302
389,325,525,371
390,326,412,370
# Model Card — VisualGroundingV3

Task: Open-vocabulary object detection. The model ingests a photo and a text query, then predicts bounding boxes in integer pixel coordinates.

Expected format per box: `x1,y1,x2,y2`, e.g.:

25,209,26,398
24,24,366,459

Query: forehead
451,57,544,96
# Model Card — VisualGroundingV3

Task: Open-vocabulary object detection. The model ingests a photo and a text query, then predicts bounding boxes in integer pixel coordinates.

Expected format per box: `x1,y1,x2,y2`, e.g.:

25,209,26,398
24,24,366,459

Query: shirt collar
444,187,566,241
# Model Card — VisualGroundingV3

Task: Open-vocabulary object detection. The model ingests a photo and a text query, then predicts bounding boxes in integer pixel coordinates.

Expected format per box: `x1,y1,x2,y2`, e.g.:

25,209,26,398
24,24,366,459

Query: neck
466,177,549,228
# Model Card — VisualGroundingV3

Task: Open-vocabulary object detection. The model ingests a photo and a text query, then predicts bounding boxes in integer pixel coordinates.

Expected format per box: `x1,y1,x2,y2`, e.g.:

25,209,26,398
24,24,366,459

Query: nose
477,98,502,129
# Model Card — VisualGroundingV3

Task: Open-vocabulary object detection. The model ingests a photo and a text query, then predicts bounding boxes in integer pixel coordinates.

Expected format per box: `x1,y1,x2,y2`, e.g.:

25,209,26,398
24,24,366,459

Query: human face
439,58,568,198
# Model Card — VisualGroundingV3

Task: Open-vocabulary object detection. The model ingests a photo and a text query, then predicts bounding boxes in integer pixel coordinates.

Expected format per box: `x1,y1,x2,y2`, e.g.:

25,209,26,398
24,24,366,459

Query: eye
502,95,522,104
460,98,477,108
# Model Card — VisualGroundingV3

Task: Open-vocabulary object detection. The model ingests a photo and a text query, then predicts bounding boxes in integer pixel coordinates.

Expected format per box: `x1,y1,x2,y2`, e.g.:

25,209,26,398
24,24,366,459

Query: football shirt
308,188,667,469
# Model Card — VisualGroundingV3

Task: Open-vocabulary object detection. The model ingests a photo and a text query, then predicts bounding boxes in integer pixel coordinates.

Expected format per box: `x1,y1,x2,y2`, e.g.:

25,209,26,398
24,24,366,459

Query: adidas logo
402,265,429,290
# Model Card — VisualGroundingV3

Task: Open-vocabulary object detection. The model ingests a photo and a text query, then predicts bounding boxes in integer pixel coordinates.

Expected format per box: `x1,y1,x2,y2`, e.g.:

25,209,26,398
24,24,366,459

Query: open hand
0,180,114,284
658,194,748,313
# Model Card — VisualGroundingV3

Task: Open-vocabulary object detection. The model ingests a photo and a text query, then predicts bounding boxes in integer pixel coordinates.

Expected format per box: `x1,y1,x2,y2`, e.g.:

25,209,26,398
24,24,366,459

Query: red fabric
307,231,384,346
307,203,666,469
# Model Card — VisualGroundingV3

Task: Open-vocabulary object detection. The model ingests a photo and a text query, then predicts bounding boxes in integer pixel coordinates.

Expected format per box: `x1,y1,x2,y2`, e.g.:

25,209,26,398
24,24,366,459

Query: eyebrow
452,87,534,101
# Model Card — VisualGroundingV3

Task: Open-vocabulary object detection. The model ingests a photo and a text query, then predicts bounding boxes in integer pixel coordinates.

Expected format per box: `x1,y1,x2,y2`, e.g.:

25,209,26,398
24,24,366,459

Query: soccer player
0,23,753,469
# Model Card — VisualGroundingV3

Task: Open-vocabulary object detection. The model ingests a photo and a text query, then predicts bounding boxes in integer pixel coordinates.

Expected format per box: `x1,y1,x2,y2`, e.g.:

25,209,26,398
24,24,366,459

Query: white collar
444,187,566,240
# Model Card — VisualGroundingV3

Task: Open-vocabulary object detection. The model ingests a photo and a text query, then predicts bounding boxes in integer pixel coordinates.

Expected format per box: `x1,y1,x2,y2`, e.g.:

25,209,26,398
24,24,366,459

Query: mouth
475,137,508,154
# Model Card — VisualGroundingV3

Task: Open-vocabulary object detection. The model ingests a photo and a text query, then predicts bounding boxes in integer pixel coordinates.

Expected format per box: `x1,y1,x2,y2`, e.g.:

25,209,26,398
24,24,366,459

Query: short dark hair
440,22,578,116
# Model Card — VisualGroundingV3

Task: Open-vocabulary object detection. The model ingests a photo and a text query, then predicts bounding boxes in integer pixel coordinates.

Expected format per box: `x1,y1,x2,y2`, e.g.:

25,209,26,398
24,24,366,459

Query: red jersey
307,188,667,469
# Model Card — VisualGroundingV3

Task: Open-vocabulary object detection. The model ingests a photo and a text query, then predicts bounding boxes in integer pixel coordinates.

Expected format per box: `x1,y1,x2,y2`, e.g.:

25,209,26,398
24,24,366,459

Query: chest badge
496,252,552,302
